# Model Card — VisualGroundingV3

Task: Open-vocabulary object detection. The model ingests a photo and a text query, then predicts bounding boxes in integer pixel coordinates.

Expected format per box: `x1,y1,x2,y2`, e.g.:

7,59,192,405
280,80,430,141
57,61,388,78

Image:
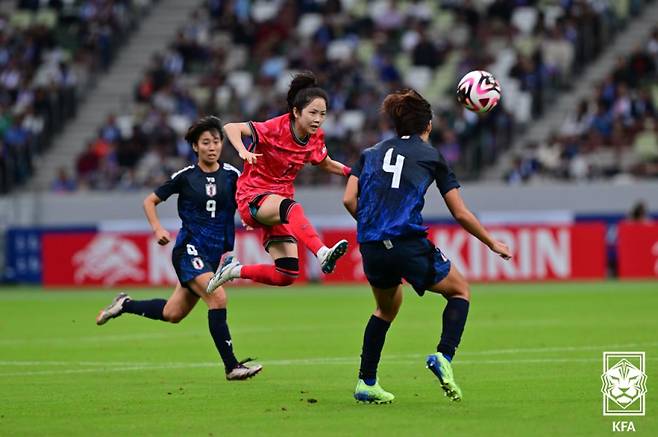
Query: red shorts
237,193,296,251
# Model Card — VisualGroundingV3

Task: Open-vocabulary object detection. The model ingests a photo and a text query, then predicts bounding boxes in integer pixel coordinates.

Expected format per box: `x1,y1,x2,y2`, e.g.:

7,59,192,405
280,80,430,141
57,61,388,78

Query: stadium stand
504,28,657,183
3,0,649,192
61,0,642,189
0,0,156,194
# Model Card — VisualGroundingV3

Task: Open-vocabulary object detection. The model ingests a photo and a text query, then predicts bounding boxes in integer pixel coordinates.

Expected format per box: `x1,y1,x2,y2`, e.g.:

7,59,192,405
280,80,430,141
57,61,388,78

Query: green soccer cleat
353,379,395,404
426,353,463,401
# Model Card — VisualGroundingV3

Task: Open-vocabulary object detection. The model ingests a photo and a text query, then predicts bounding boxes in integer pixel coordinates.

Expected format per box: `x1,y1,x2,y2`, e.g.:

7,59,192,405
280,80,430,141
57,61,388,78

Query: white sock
316,246,329,259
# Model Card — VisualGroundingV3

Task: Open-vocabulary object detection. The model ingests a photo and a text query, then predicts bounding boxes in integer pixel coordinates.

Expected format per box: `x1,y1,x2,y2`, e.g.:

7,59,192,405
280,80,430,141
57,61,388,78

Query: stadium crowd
505,26,657,183
0,0,649,193
0,0,154,194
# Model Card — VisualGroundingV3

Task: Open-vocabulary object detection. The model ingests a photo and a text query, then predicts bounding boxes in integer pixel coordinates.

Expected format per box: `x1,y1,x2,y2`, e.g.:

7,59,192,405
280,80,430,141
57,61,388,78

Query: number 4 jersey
352,135,460,243
155,163,240,259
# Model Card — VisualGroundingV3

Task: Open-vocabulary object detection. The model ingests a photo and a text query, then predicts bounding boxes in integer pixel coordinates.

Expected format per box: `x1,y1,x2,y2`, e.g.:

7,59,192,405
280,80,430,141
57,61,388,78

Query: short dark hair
382,89,432,136
184,116,223,146
287,71,329,119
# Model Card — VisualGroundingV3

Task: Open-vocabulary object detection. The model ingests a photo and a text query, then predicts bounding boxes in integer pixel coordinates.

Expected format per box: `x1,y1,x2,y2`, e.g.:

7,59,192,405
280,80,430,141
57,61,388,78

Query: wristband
342,166,352,177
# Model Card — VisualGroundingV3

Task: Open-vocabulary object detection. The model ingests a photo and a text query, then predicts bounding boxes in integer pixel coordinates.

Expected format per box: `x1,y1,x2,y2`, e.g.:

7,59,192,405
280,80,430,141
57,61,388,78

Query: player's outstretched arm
317,155,351,176
342,175,359,219
223,122,262,164
443,189,512,260
143,193,171,246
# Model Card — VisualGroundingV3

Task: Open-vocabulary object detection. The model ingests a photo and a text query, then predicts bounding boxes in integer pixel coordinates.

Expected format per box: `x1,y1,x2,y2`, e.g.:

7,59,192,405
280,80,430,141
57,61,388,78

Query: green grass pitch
1,282,656,436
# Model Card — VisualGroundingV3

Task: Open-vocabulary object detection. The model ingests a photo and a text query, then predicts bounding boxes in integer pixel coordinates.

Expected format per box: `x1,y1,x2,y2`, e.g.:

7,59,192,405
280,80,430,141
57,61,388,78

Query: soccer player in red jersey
206,72,351,292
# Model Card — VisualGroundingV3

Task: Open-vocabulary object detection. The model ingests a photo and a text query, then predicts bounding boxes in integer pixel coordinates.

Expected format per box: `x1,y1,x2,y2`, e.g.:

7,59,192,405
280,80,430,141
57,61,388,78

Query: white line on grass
0,325,333,346
1,354,657,378
459,341,658,356
0,333,658,358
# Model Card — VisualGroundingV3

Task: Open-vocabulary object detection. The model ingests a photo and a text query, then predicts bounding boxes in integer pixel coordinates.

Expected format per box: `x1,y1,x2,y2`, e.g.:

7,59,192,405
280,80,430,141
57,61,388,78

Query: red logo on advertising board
43,233,148,286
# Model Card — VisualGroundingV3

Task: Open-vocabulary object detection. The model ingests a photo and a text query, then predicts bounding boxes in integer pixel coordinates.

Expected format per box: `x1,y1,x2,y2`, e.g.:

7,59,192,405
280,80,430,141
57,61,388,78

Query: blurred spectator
632,117,658,163
628,200,651,223
50,167,76,192
76,141,99,187
99,113,122,143
412,28,444,69
438,130,461,165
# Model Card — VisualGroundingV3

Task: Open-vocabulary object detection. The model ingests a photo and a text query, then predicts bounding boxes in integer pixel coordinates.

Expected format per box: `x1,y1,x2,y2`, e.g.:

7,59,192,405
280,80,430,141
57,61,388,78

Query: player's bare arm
318,155,351,176
223,122,262,164
143,192,170,245
343,175,359,219
443,188,512,260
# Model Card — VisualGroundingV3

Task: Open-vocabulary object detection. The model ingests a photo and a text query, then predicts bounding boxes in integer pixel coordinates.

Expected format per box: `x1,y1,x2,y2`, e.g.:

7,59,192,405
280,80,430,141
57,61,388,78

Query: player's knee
208,291,227,309
164,311,186,324
374,307,398,322
453,280,470,301
274,257,299,286
279,198,298,224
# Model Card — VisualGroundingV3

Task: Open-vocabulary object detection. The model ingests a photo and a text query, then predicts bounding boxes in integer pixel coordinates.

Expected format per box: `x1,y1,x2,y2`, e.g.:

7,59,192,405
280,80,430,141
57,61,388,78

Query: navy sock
358,315,391,381
122,299,166,321
208,309,239,372
437,298,470,360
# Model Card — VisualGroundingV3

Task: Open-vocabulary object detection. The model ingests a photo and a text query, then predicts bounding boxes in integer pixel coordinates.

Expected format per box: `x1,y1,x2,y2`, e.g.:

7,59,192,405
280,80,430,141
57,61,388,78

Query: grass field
1,282,656,436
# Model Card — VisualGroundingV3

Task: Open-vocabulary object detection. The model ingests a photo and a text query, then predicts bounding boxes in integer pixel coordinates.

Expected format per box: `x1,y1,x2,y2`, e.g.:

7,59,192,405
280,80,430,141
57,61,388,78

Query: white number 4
383,148,405,189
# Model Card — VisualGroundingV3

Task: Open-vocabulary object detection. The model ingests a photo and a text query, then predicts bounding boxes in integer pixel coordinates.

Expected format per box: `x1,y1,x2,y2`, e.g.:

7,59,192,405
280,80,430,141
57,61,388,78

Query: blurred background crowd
0,0,655,194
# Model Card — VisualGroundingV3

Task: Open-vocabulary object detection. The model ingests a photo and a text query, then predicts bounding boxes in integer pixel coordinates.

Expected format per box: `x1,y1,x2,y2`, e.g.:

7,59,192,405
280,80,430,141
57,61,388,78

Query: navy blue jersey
155,163,240,257
352,135,460,243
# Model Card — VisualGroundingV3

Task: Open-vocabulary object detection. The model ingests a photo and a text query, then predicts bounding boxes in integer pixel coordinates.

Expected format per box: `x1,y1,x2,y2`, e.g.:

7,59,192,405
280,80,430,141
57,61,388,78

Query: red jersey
236,113,328,205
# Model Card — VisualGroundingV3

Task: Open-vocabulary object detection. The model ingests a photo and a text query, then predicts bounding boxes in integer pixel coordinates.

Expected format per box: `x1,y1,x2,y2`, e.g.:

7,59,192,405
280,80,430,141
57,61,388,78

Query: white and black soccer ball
456,70,502,113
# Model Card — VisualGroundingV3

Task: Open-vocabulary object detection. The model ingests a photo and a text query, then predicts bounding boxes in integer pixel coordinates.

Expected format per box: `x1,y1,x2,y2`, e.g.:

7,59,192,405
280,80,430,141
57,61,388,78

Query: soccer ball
456,70,501,113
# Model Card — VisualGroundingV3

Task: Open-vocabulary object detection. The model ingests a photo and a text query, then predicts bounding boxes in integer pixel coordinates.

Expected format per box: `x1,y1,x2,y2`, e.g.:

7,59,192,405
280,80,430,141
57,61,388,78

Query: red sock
286,203,324,254
241,264,296,286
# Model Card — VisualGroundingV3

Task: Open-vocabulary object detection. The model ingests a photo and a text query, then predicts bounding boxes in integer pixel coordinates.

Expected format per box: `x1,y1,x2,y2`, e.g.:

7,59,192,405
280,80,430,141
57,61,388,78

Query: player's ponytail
287,71,329,119
382,89,432,137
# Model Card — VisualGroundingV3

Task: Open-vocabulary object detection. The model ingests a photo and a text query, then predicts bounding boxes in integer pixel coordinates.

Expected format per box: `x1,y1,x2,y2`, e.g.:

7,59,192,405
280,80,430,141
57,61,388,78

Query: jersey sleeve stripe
223,163,241,176
170,165,195,179
247,121,258,152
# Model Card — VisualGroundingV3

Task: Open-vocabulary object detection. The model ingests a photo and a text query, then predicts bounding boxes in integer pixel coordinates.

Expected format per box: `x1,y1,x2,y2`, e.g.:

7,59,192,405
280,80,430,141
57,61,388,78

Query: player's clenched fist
154,227,171,245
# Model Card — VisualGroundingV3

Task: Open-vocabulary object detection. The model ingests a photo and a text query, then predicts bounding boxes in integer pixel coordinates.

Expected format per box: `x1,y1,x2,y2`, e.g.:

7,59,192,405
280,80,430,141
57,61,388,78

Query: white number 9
206,200,216,218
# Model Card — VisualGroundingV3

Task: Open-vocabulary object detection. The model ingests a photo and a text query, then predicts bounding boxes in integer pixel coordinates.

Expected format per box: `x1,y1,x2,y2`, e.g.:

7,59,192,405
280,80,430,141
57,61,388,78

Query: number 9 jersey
154,163,240,285
352,135,460,244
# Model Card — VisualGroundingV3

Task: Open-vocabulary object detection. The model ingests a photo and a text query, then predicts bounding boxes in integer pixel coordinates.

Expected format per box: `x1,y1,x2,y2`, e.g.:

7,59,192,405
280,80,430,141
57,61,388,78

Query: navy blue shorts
359,237,451,296
171,241,221,289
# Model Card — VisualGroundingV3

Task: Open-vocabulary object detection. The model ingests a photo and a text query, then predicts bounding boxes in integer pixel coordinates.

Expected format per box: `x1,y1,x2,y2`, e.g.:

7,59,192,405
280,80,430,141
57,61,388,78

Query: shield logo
602,352,647,416
206,183,216,197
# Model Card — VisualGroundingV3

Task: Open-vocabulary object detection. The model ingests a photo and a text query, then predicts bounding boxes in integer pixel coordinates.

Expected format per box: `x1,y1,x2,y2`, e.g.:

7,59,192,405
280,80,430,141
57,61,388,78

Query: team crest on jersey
205,177,216,197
